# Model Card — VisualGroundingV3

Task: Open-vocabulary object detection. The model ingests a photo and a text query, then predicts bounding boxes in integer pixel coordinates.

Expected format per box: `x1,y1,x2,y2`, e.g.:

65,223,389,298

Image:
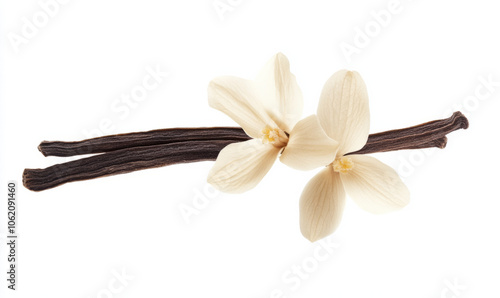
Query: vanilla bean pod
24,140,234,191
22,136,451,192
348,111,468,155
38,112,467,158
38,127,250,157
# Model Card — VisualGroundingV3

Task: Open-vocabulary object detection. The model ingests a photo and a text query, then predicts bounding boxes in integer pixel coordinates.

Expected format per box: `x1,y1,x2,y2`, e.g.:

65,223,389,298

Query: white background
1,0,499,297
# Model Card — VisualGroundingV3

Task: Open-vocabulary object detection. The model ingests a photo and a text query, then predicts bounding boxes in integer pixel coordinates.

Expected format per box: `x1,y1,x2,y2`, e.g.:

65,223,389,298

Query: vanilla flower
207,53,338,193
300,70,410,242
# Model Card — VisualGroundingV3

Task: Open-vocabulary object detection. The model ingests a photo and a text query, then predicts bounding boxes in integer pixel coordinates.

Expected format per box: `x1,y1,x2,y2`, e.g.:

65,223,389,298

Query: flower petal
255,53,303,132
208,76,273,139
300,166,346,242
340,155,410,214
207,139,280,193
317,70,370,156
280,115,338,171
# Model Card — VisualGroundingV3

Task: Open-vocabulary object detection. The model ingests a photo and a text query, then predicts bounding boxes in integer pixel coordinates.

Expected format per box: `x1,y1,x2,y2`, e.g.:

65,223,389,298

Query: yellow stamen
332,157,354,173
261,125,288,147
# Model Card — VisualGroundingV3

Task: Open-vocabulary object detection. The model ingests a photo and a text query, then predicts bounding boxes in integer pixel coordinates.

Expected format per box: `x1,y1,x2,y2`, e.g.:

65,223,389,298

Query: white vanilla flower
300,70,410,242
207,53,338,193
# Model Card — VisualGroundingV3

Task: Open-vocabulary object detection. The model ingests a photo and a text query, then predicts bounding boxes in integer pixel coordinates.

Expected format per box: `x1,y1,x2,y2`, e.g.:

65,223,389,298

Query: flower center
261,125,288,147
332,157,354,173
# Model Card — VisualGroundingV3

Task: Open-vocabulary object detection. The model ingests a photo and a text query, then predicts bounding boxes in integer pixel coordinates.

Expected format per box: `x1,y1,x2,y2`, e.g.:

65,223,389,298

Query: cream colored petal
208,76,273,139
340,155,410,214
317,70,370,156
255,53,303,132
300,166,346,242
207,139,280,194
280,115,338,171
